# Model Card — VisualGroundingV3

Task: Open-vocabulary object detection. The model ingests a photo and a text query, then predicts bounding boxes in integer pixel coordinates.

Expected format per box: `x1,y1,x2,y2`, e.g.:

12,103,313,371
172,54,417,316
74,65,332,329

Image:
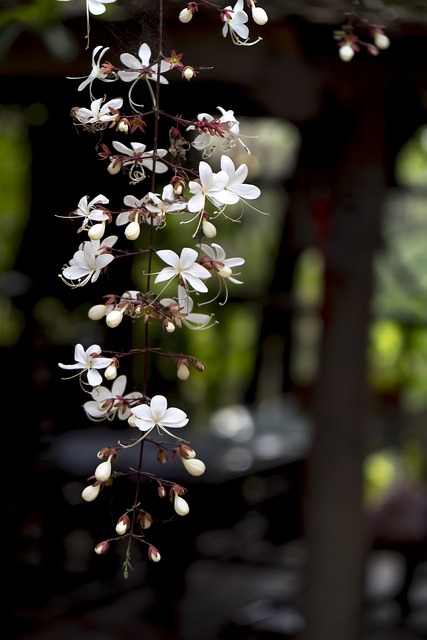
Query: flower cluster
334,10,390,62
56,0,265,575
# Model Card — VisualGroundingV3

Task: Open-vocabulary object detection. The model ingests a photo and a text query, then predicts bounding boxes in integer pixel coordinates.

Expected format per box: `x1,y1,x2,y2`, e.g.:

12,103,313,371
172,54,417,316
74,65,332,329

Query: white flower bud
88,304,108,321
125,221,141,240
105,363,118,380
250,2,268,26
117,120,129,133
183,66,194,81
374,32,390,50
95,455,112,482
165,320,175,333
179,8,193,23
94,540,109,555
339,44,355,62
108,159,121,175
202,219,217,238
106,309,123,328
88,222,105,240
82,483,101,502
182,457,206,477
174,493,190,516
177,362,190,381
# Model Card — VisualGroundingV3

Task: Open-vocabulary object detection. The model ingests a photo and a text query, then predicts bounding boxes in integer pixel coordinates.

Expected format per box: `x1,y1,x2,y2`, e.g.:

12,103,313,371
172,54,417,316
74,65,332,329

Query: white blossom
83,375,143,421
118,42,171,84
130,394,189,438
67,45,116,93
73,97,123,125
61,236,117,287
155,247,211,293
59,343,114,387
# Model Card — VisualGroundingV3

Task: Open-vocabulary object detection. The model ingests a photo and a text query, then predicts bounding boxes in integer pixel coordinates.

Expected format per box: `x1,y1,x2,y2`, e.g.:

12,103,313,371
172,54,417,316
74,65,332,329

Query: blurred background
3,1,427,639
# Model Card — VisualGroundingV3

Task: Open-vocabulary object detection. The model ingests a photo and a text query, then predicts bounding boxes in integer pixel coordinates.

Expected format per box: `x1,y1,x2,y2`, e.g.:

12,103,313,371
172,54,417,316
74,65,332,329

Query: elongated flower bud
148,545,161,562
105,362,118,380
174,493,190,516
202,219,217,238
339,44,355,62
115,514,130,535
82,483,101,502
250,1,268,25
88,222,106,240
182,457,206,477
106,309,124,328
88,304,108,321
95,455,112,482
177,361,190,380
179,8,193,23
125,221,141,241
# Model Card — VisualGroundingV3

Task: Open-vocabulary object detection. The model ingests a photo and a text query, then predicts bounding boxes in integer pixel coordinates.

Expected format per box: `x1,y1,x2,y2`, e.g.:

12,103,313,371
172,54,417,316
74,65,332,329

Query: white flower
111,140,168,183
73,97,123,125
68,194,110,233
118,42,171,84
130,394,189,438
146,184,187,220
187,107,251,157
199,242,245,303
58,343,114,387
222,0,249,42
220,155,261,202
87,0,116,16
67,45,116,93
187,161,232,213
160,285,214,330
155,247,211,293
61,236,117,287
83,375,143,421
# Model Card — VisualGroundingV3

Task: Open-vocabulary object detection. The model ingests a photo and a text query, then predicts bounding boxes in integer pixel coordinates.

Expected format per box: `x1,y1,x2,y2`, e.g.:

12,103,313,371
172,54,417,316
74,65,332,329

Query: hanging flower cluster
56,0,267,576
334,9,390,62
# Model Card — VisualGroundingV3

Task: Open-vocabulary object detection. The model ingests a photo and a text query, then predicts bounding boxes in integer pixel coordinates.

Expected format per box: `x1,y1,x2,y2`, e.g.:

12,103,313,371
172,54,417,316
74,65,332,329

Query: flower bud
179,8,193,23
148,545,161,562
82,483,101,502
105,362,118,380
115,514,130,535
202,219,217,238
158,484,166,498
117,119,129,133
178,445,196,459
250,2,268,25
95,455,112,482
125,221,141,241
157,449,168,464
138,511,153,529
164,319,175,333
108,159,122,175
173,493,190,516
182,66,195,81
88,222,105,240
373,31,390,50
182,457,206,477
106,309,124,328
88,304,108,321
339,44,355,62
94,540,109,555
177,361,190,381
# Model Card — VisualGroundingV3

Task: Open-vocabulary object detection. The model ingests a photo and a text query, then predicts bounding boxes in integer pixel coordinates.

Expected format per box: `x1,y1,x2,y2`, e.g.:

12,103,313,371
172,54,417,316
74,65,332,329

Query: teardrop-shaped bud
174,493,190,516
106,309,123,328
148,545,161,562
179,8,193,23
125,221,141,241
88,304,108,321
182,457,206,477
105,363,118,380
95,456,112,482
94,540,109,555
82,483,101,502
88,222,106,240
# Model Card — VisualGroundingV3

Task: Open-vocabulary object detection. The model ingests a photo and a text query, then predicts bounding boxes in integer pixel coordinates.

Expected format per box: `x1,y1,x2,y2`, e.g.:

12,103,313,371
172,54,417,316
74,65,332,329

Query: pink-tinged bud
82,483,101,502
179,7,193,23
158,485,166,498
157,449,168,464
138,511,153,529
108,159,122,174
173,493,190,516
106,309,123,328
178,445,196,459
94,540,109,555
202,219,217,238
339,44,355,62
105,363,118,380
95,455,112,482
367,44,380,56
115,514,130,535
171,177,185,195
125,221,141,240
88,304,108,321
250,1,268,25
88,222,106,240
182,457,206,477
193,359,205,372
148,545,161,562
177,361,190,381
